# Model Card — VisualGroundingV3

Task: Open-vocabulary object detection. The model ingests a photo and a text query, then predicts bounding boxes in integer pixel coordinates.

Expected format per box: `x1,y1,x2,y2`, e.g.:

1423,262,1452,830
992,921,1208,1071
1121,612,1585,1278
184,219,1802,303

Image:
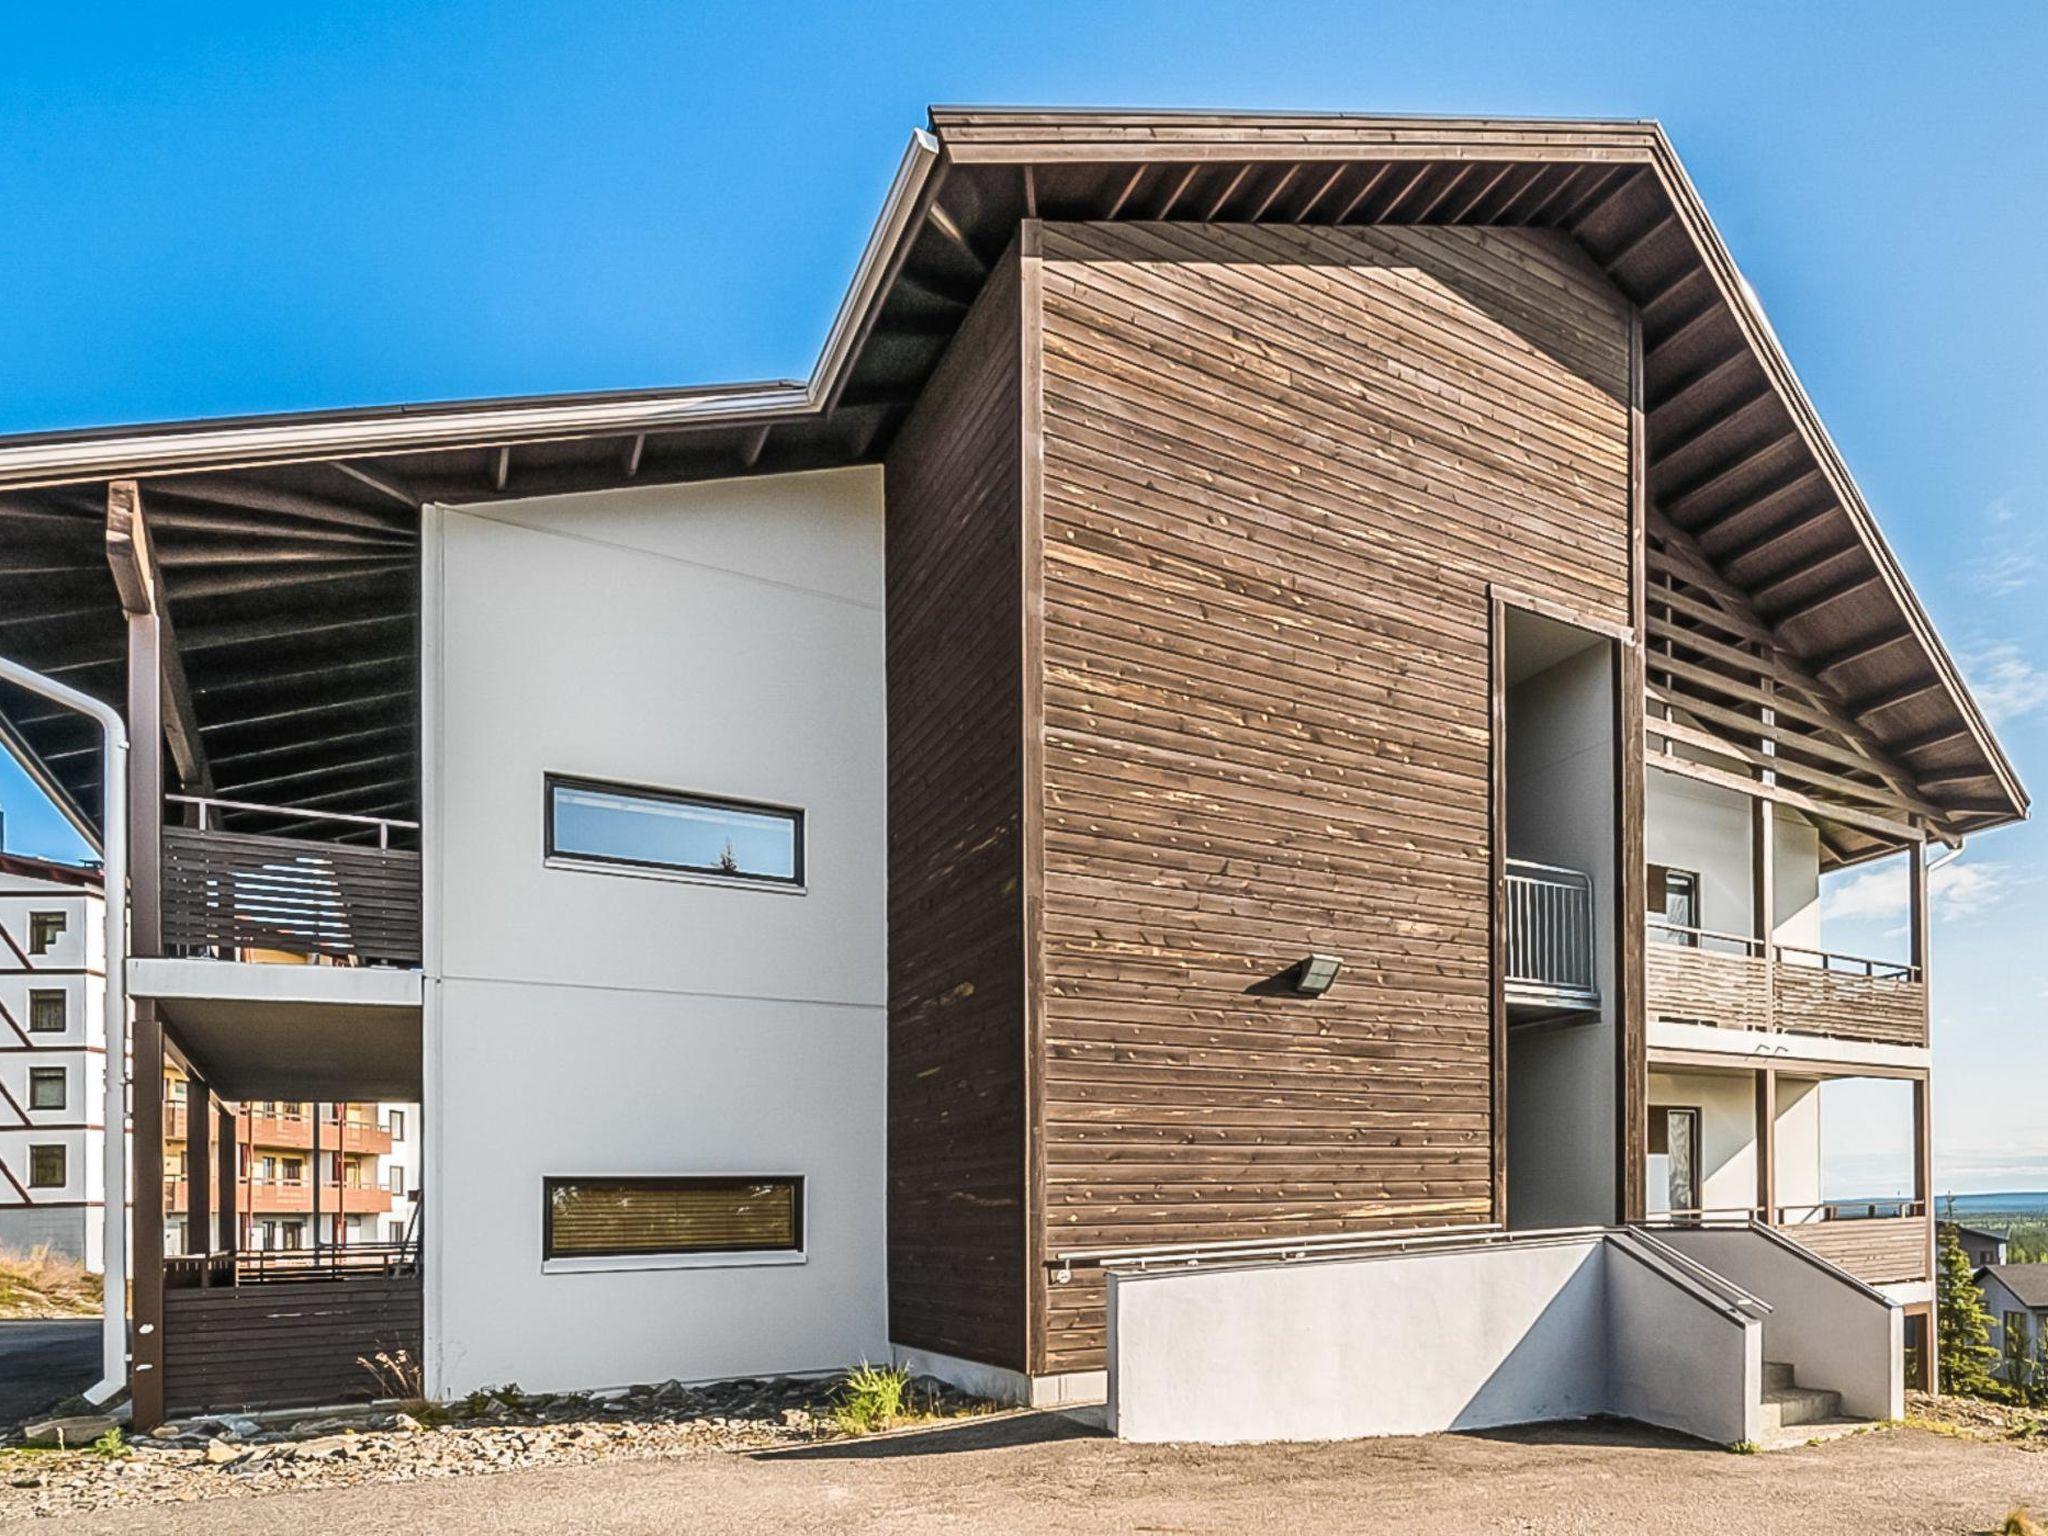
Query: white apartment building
0,854,110,1269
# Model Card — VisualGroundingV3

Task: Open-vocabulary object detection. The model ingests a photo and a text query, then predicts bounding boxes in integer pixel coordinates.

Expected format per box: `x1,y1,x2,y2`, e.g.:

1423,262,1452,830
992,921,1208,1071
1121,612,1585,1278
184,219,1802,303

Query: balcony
1649,1203,1930,1287
1776,1201,1932,1285
1645,925,1926,1048
161,796,421,968
164,1104,393,1155
1504,859,1600,1021
166,1176,393,1217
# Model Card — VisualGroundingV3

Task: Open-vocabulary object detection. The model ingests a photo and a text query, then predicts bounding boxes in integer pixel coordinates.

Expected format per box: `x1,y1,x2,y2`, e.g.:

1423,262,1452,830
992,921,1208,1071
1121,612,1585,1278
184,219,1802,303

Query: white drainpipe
0,656,130,1404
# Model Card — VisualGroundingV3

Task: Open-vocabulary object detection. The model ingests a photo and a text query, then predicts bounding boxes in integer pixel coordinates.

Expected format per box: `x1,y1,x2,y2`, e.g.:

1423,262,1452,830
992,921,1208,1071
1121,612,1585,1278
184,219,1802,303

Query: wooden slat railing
161,822,421,966
1775,1210,1930,1284
162,1273,423,1414
1645,923,1926,1047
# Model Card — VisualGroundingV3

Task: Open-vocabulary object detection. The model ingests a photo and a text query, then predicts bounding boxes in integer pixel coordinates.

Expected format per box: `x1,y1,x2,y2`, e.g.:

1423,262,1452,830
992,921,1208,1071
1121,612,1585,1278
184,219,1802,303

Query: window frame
26,910,65,956
28,1067,66,1111
541,1174,808,1274
27,1143,66,1188
26,989,66,1033
543,773,806,892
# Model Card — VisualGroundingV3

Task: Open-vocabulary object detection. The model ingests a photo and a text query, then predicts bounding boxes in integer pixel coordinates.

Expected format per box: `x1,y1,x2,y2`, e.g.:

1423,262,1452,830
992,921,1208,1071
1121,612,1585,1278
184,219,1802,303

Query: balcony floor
130,958,422,1100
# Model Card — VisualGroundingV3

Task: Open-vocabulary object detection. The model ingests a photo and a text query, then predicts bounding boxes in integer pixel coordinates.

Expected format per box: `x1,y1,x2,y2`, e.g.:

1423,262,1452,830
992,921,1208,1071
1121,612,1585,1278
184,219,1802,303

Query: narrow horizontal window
544,1176,802,1260
546,775,802,886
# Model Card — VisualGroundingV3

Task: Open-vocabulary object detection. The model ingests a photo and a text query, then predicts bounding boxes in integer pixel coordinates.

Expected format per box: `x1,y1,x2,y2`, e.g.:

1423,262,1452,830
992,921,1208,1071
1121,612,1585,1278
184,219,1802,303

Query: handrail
1050,1222,1604,1278
1776,1200,1927,1223
1647,920,1919,979
167,793,418,849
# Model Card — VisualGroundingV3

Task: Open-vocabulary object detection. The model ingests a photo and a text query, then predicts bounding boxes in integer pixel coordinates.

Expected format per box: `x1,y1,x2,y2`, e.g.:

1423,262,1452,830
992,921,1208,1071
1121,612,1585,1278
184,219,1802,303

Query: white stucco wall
1646,1070,1822,1220
1107,1235,1760,1446
421,466,889,1396
1644,766,1820,947
1505,637,1617,1228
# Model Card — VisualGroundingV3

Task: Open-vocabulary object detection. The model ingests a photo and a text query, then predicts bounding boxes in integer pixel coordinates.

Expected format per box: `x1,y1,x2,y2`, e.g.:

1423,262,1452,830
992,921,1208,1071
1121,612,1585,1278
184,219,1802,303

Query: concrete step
1761,1385,1842,1432
1763,1360,1795,1393
1759,1415,1872,1452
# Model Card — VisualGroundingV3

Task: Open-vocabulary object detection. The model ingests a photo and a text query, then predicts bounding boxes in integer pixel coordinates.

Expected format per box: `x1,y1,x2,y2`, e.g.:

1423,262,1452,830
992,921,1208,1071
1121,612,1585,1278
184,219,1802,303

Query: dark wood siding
883,247,1031,1370
162,1278,422,1414
1032,222,1633,1373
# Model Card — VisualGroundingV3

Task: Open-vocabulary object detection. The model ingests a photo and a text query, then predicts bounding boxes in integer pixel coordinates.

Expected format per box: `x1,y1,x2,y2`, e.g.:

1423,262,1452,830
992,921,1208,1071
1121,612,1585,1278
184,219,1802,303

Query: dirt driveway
15,1415,2048,1536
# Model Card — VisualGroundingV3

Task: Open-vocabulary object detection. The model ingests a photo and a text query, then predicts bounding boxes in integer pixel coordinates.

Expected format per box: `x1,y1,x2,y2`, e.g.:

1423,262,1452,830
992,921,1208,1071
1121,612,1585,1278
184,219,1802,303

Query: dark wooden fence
161,1275,423,1415
161,825,421,966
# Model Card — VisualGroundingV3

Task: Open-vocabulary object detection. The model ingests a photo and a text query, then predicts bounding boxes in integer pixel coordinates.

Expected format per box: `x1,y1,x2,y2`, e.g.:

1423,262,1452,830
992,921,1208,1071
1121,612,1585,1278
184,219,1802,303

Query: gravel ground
9,1414,2048,1536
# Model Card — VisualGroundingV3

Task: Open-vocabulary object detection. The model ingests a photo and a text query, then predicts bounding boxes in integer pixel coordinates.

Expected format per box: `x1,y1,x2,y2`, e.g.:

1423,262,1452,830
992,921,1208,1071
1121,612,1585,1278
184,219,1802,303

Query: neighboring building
1956,1223,2011,1269
0,110,2026,1441
0,855,109,1268
163,1077,413,1254
1980,1264,2048,1378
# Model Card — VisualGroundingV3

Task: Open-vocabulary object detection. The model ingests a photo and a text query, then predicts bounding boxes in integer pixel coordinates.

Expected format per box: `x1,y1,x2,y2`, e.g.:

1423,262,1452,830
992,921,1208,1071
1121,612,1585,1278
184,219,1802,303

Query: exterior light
1293,954,1342,996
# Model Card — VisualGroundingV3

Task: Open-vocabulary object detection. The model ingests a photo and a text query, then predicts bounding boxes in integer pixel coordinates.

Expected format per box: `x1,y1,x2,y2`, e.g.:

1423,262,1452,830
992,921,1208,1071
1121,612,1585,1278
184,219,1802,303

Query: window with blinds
544,1177,802,1260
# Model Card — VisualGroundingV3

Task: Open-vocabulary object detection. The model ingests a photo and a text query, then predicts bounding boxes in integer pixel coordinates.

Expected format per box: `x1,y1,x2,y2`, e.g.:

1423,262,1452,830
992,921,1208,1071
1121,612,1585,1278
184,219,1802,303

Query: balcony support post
119,507,168,1430
187,1074,212,1267
312,1102,323,1253
1755,1067,1776,1226
216,1102,239,1255
1915,1068,1937,1393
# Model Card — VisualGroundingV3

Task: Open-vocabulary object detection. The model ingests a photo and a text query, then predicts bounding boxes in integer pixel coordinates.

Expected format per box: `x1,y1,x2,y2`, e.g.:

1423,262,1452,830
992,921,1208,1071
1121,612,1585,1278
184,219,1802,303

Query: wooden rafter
106,480,212,794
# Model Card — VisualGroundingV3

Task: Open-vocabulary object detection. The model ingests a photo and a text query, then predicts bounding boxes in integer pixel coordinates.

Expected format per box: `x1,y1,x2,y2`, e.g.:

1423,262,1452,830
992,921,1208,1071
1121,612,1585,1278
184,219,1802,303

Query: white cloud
1818,859,2008,924
1961,640,2048,725
1967,548,2041,597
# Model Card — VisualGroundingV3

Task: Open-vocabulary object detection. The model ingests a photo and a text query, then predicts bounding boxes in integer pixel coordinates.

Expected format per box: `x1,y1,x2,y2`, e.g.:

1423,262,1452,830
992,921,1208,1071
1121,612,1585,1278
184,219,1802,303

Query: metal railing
1504,859,1598,1000
161,796,421,966
165,1239,421,1288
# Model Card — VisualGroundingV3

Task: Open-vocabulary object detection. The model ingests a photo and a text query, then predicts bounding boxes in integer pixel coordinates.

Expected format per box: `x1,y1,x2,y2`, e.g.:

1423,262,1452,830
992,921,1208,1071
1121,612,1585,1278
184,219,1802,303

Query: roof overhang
0,109,2025,844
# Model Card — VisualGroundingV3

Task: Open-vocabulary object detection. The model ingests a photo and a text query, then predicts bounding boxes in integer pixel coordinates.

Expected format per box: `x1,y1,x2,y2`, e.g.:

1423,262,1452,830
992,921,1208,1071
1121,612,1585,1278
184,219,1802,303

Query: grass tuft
1999,1510,2043,1536
89,1427,127,1461
833,1362,913,1435
1726,1439,1761,1455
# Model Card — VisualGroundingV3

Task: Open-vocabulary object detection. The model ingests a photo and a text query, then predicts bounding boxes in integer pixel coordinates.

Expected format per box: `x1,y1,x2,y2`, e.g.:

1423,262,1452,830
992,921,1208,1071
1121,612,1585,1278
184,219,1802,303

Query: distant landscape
1937,1193,2048,1262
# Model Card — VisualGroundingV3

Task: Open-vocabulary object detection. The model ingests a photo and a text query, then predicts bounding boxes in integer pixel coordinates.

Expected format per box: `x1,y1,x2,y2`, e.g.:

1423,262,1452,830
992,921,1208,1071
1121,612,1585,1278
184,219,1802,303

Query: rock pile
3,1374,987,1518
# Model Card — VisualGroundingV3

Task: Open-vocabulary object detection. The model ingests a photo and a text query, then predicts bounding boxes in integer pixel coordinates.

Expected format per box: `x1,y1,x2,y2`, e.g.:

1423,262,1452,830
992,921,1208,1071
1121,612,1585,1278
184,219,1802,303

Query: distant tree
1938,1221,2003,1398
2009,1222,2048,1265
717,838,740,874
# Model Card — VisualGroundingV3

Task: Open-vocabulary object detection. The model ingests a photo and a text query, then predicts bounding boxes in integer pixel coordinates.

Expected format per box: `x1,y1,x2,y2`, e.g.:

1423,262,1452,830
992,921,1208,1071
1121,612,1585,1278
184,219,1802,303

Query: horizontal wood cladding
884,246,1030,1371
1033,221,1633,1374
162,1278,422,1414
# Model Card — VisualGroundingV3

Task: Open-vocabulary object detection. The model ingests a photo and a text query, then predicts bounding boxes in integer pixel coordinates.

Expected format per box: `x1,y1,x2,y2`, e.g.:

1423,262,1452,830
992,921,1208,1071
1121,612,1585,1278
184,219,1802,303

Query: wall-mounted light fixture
1292,954,1343,997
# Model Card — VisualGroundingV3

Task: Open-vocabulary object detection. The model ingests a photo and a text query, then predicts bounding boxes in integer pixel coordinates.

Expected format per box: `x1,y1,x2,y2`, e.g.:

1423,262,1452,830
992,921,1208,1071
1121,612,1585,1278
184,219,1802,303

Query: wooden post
125,598,167,1430
187,1076,212,1262
1909,840,1930,983
311,1101,323,1254
1615,305,1649,1227
1752,795,1776,1027
1755,1068,1777,1225
216,1102,238,1254
1916,1068,1938,1393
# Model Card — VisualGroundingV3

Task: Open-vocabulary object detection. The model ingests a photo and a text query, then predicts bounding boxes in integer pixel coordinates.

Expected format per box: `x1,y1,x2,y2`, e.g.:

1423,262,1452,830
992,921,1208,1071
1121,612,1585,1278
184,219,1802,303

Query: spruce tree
1937,1220,2000,1398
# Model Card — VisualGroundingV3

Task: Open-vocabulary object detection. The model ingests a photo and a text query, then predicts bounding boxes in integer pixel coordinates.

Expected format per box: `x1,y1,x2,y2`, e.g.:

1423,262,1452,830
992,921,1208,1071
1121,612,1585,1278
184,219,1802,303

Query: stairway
1760,1360,1847,1440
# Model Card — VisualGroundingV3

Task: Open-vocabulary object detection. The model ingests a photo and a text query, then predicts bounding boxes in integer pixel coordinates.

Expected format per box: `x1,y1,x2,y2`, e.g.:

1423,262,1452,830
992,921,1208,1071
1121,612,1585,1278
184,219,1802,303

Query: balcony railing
1504,859,1599,1016
1645,922,1926,1047
161,796,421,967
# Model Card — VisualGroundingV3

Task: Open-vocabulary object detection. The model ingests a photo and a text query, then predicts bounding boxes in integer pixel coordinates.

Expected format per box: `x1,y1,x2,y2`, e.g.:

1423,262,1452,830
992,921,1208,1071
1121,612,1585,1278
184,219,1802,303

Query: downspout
0,656,130,1404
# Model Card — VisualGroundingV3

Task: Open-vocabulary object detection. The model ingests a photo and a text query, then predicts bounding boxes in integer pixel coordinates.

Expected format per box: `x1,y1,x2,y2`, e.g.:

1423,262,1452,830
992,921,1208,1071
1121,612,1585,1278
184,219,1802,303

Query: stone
202,1440,241,1467
20,1414,118,1449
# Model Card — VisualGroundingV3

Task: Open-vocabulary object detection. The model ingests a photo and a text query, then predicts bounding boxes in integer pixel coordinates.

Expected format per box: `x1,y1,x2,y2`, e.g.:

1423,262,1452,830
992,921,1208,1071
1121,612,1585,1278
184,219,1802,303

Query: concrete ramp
1104,1228,1767,1446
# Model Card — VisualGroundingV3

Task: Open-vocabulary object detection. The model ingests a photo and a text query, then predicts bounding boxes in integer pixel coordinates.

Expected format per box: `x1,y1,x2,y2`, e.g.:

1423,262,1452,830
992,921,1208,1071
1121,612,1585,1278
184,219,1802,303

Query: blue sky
2,2,2044,1194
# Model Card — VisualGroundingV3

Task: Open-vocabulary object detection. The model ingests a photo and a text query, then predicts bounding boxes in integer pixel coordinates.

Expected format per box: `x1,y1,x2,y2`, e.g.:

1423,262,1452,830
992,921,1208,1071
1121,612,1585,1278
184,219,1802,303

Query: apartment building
163,1081,414,1255
0,109,2024,1443
0,855,109,1268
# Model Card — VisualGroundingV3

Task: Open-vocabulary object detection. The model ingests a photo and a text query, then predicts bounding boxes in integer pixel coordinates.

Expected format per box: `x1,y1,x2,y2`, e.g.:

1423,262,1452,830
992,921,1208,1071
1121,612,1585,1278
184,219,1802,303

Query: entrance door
1647,1106,1702,1216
